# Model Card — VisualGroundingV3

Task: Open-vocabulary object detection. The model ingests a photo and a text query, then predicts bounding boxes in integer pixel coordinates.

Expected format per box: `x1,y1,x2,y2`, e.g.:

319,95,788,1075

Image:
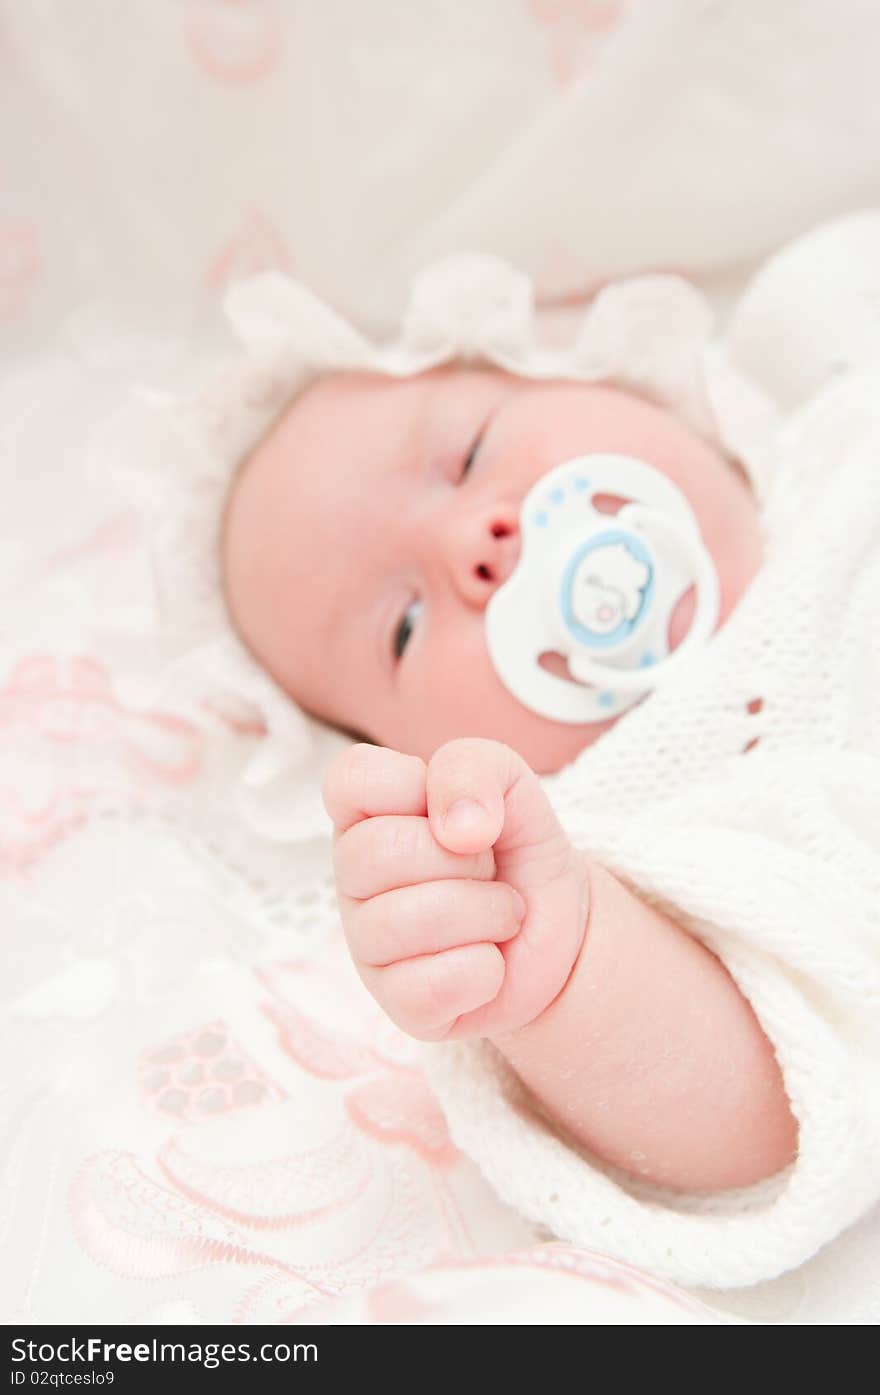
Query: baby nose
446,509,521,609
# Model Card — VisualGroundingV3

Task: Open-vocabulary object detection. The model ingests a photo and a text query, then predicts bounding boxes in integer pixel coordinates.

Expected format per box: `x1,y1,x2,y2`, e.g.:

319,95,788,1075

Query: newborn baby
222,368,793,1191
215,215,880,1288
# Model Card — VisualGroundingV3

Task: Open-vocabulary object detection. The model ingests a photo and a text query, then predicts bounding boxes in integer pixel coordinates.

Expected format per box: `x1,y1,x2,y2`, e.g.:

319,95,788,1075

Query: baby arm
324,738,798,1193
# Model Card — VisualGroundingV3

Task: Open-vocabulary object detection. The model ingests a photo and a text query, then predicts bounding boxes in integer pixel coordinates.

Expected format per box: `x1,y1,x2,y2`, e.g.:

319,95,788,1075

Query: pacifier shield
485,453,720,724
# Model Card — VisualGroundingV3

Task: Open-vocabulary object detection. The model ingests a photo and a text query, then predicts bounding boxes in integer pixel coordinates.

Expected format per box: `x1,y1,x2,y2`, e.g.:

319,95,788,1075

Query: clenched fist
323,737,589,1041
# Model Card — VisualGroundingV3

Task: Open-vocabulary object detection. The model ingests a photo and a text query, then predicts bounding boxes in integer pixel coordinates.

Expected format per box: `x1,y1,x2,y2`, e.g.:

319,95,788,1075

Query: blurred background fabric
4,0,880,355
3,0,880,1326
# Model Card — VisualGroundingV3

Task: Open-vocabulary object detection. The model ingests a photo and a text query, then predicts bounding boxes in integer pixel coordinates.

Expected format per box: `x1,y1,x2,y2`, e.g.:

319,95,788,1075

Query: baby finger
334,813,495,902
345,877,526,967
357,943,506,1040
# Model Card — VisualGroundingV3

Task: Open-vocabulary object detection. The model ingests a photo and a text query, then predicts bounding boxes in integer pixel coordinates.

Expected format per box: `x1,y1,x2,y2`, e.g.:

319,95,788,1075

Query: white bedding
4,0,880,1325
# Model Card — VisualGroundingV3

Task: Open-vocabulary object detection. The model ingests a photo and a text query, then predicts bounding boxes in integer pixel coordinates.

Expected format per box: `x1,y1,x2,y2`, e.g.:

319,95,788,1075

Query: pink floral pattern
206,212,292,293
529,0,627,86
139,1020,285,1120
0,655,203,877
68,1152,324,1289
185,0,283,85
0,219,39,319
41,513,141,574
346,1073,458,1166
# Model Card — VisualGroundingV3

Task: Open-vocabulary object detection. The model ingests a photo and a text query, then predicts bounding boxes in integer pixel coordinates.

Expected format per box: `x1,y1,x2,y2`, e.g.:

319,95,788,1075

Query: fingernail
509,889,527,922
443,797,486,833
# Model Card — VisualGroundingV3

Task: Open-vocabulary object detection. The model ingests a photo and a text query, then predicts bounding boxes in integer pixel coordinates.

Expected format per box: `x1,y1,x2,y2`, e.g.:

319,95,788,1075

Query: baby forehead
264,358,580,437
225,360,641,527
279,362,499,418
219,370,436,613
220,363,492,586
231,366,444,488
233,362,609,499
228,362,513,498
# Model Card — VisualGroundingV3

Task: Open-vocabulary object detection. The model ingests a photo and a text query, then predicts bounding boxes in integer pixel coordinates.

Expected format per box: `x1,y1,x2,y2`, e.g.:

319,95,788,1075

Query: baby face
221,368,761,773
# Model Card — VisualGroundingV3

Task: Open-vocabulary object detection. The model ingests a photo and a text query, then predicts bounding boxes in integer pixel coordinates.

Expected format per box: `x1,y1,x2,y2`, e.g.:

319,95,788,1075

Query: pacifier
485,455,720,723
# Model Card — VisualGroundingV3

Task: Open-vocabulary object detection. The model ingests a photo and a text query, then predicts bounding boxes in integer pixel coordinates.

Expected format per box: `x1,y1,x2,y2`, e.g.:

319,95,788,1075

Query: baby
215,216,880,1288
221,367,795,1194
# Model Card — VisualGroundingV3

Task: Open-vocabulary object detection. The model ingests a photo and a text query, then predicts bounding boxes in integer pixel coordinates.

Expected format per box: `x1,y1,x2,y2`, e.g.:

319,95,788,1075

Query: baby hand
323,738,589,1041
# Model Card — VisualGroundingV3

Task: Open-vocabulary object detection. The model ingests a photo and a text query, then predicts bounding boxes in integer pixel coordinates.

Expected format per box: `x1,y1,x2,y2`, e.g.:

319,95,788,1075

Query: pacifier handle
563,506,720,693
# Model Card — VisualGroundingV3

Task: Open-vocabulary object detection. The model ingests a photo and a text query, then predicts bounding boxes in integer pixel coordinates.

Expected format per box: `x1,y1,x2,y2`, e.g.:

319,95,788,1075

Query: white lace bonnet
88,255,762,842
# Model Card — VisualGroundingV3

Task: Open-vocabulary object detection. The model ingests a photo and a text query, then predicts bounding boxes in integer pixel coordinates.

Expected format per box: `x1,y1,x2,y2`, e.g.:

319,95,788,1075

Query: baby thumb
426,737,519,855
427,736,549,859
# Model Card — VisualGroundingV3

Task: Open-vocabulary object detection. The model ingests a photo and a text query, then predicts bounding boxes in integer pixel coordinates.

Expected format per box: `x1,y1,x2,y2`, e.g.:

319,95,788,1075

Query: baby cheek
423,610,496,718
392,609,499,757
401,610,596,772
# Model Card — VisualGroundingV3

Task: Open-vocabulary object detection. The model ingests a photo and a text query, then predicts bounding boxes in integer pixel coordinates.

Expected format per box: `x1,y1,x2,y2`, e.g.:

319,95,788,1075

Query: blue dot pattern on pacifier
597,691,615,708
533,475,592,527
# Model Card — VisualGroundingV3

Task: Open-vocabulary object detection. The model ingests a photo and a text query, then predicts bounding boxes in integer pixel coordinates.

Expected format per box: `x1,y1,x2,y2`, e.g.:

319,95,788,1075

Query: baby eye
393,598,423,660
460,429,484,481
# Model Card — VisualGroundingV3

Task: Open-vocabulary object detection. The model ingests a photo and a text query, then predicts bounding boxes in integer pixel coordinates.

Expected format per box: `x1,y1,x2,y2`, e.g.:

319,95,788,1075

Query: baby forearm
493,857,799,1193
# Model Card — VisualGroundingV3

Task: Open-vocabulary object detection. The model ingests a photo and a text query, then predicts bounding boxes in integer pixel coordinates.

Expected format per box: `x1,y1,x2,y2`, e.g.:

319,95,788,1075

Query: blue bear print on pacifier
484,453,721,724
559,530,654,651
